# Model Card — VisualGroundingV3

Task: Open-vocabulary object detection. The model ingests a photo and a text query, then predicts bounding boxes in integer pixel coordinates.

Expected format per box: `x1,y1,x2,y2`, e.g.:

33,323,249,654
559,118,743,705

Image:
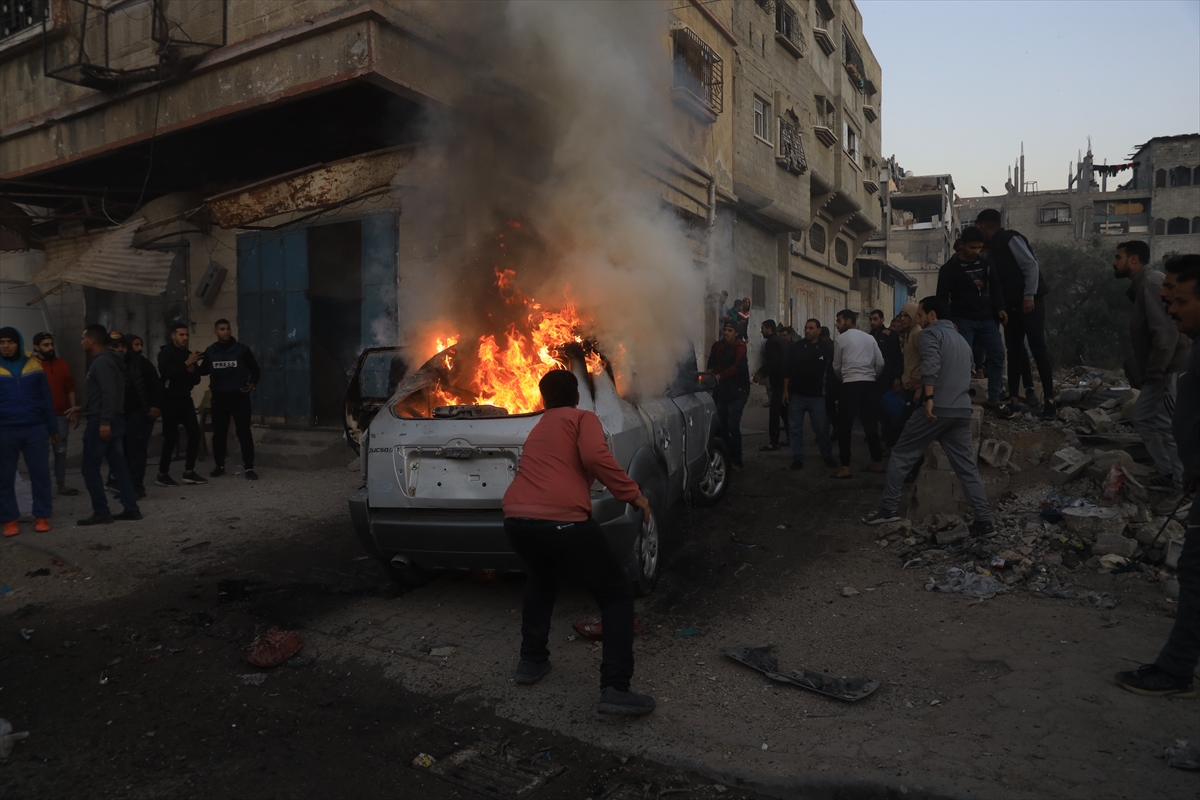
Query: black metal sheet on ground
419,742,566,799
724,643,879,701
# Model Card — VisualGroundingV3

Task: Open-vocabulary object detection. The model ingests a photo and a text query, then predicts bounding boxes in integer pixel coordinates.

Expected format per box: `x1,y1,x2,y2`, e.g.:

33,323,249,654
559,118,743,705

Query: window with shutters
810,223,827,254
835,238,849,265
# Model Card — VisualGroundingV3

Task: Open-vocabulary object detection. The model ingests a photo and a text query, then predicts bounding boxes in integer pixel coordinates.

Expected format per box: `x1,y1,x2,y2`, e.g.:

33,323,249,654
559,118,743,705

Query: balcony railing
672,26,723,120
775,1,806,57
2,0,46,39
777,119,807,175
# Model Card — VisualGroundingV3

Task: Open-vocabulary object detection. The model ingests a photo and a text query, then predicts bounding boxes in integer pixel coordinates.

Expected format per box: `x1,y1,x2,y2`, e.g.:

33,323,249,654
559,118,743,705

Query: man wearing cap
31,332,80,496
1,326,58,536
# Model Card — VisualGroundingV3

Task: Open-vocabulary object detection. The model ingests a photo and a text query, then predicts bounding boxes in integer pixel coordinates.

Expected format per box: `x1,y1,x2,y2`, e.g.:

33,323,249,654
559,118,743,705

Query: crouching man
501,369,655,716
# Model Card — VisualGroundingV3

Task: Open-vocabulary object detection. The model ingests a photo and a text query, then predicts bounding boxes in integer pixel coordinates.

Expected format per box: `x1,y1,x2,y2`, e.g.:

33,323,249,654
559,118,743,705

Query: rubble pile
887,366,1188,608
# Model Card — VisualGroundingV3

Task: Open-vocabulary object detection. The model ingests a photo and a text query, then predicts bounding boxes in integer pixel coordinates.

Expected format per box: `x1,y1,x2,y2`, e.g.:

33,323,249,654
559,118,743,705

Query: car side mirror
695,372,718,391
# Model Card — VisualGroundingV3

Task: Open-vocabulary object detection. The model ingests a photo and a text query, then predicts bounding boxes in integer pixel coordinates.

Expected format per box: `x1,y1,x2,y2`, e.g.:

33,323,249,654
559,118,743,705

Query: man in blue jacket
200,319,261,480
1,326,58,536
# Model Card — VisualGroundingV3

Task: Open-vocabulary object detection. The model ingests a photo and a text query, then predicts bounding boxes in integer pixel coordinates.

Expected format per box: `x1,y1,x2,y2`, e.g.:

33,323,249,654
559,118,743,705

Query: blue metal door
359,212,399,394
237,229,311,424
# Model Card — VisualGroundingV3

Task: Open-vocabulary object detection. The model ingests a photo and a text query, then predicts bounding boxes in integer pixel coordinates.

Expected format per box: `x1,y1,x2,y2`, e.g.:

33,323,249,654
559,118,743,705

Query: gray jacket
918,319,973,419
1174,331,1200,482
1128,268,1190,382
82,349,126,424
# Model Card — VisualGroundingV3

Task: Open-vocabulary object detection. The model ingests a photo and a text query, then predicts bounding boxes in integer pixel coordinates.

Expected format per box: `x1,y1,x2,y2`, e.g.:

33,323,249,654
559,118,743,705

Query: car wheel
380,558,428,591
689,438,730,507
630,500,661,597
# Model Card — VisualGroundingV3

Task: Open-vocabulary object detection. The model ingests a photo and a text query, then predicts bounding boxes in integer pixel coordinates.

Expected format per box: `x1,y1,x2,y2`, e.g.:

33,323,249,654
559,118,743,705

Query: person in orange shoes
1,327,58,536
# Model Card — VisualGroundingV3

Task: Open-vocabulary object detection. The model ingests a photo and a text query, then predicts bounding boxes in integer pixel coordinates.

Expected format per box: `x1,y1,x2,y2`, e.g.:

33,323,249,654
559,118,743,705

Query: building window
1193,216,1200,234
835,238,849,265
1,0,46,39
810,223,827,254
1039,204,1072,224
754,97,771,142
1169,166,1193,187
813,0,836,55
774,1,805,57
777,117,807,174
1167,217,1190,235
1155,218,1166,235
1155,169,1167,188
1194,166,1200,185
842,29,865,91
751,274,767,309
842,120,859,164
672,27,724,117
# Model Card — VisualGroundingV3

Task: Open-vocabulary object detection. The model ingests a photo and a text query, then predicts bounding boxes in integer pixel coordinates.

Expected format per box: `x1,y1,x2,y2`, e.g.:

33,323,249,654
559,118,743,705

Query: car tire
689,437,730,507
380,558,428,591
630,494,661,598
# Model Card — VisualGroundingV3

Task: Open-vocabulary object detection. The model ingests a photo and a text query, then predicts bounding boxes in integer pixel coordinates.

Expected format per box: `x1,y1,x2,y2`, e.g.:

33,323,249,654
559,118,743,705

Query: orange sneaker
3,520,18,537
34,518,50,533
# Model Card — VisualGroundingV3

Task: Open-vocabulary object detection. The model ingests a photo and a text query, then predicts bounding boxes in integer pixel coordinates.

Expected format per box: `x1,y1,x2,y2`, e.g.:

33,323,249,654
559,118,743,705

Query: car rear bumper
348,488,640,574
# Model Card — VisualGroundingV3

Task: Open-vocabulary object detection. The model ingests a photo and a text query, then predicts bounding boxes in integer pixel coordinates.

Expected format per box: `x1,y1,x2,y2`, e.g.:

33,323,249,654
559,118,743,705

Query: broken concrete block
979,439,1012,468
876,519,912,537
1062,507,1126,541
1120,389,1140,420
1092,530,1137,558
1049,446,1091,485
935,523,970,545
969,378,988,405
1136,518,1185,546
841,586,860,597
1166,539,1184,570
1084,408,1115,433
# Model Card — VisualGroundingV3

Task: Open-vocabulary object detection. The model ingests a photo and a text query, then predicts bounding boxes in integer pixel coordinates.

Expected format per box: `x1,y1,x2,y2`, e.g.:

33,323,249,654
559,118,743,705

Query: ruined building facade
955,135,1200,265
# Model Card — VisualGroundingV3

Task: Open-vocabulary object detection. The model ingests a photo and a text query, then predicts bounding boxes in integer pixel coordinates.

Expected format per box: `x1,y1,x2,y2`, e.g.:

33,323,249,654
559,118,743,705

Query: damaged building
2,0,891,438
955,134,1200,264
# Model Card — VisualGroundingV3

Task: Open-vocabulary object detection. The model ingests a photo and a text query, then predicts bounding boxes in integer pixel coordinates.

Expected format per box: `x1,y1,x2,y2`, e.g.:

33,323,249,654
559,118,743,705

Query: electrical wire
132,81,165,213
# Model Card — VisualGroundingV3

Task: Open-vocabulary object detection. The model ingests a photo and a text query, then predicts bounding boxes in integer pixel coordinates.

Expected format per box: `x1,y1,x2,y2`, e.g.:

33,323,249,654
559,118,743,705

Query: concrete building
712,0,883,343
1,0,734,441
955,135,1200,264
881,171,960,300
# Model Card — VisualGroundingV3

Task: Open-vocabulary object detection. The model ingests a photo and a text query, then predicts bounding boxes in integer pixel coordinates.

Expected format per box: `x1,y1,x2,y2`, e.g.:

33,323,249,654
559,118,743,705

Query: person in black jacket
754,320,790,451
200,319,261,480
869,309,905,447
936,226,1009,409
156,322,206,487
782,319,836,470
106,334,161,497
976,209,1056,418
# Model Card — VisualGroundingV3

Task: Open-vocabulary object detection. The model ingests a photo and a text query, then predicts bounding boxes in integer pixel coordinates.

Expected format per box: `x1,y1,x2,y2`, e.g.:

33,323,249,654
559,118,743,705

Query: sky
859,0,1200,198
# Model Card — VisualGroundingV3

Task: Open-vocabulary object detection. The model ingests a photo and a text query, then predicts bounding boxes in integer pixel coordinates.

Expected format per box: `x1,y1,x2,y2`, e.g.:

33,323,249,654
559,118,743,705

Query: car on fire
343,343,730,594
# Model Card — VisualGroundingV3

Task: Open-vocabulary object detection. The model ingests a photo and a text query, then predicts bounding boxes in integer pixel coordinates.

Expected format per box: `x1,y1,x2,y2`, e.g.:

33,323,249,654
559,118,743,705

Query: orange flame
420,274,602,414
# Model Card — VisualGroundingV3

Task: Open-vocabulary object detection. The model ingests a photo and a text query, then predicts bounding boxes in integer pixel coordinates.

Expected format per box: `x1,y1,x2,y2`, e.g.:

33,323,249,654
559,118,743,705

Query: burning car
344,279,730,595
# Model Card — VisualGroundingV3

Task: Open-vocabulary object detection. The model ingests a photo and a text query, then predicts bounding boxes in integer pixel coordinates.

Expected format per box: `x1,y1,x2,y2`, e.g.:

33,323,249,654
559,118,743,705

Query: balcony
774,1,806,58
862,104,877,123
813,25,835,56
813,122,838,148
671,26,723,123
862,178,879,194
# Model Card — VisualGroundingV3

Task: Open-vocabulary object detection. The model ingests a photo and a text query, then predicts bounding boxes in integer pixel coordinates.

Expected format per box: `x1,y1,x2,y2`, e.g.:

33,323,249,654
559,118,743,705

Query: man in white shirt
832,309,884,478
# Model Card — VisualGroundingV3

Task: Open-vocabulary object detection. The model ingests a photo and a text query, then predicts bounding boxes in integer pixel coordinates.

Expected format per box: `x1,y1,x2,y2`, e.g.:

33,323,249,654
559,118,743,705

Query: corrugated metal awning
25,218,174,296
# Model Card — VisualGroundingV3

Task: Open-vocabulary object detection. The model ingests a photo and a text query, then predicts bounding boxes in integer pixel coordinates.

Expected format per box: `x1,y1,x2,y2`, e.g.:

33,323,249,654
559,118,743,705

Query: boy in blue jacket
0,326,58,536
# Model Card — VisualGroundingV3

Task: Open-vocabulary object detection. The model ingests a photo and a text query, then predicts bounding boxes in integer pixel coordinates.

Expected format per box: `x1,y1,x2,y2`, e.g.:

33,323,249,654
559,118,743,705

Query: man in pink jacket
502,369,655,716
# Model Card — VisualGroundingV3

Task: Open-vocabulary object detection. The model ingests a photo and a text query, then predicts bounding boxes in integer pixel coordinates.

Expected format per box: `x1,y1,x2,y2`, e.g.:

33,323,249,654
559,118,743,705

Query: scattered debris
19,628,33,642
415,741,565,798
841,587,860,597
0,719,30,759
675,626,702,637
1165,739,1200,771
925,566,1007,600
241,627,305,668
412,752,437,768
240,673,267,686
24,568,50,578
723,644,879,701
429,646,458,658
979,439,1012,468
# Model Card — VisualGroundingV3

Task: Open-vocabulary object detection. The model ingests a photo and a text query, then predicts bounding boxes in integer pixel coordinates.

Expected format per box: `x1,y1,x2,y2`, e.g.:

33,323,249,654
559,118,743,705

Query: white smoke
396,0,706,398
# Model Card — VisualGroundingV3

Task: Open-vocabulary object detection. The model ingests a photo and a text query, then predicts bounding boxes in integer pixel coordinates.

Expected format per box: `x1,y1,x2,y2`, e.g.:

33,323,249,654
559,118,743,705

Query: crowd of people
1,319,260,535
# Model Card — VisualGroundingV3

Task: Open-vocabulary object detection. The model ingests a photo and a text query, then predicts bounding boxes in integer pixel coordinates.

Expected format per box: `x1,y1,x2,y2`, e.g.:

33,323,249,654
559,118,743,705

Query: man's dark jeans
767,380,789,446
716,389,749,466
505,517,635,691
837,380,883,467
212,391,255,469
82,416,139,517
1004,298,1054,401
953,317,1006,401
159,395,199,473
1156,502,1199,680
123,412,153,492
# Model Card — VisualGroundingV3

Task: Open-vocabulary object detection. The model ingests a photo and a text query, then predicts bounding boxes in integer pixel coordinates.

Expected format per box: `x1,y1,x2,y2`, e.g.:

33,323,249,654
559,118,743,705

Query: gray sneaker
597,686,656,716
514,659,552,685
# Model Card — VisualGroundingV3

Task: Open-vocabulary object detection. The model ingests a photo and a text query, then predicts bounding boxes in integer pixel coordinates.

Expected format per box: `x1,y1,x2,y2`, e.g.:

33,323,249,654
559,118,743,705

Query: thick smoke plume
394,1,706,399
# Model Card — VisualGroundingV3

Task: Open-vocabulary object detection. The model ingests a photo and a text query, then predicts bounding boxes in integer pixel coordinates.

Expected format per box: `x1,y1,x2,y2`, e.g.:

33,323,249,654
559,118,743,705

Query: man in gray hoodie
862,296,994,535
1113,241,1189,488
78,325,140,526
